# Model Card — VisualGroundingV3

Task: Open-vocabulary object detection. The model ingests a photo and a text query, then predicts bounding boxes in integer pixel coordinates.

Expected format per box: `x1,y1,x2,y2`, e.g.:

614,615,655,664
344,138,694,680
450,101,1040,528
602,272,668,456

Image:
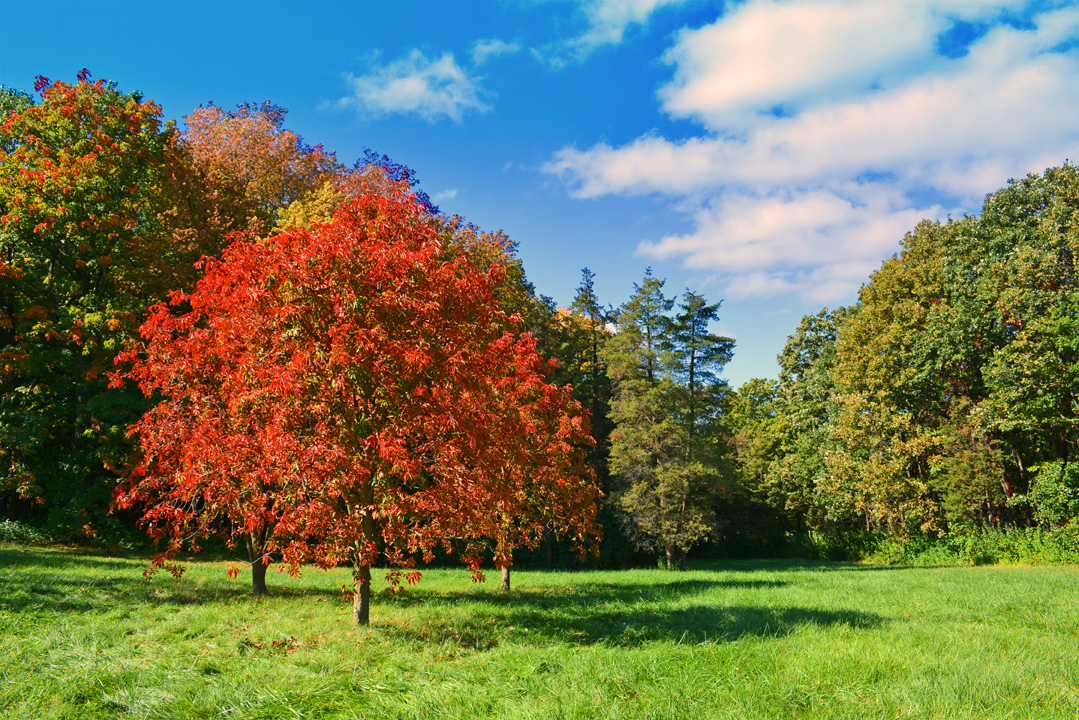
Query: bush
1010,461,1079,529
865,526,1079,566
0,519,53,544
794,528,879,562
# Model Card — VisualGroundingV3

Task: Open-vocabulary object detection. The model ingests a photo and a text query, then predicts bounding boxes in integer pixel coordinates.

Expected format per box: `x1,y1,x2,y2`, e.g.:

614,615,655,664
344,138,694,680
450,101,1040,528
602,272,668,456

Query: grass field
1,544,1076,719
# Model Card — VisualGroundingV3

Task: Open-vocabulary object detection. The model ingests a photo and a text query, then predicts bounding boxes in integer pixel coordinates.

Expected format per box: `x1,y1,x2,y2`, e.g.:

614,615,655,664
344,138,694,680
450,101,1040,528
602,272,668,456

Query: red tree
113,185,599,621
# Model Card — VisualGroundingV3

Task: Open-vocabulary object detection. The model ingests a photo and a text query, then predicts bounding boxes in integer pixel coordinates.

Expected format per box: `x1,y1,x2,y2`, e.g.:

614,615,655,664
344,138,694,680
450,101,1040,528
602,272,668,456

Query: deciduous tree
115,185,599,620
0,72,192,537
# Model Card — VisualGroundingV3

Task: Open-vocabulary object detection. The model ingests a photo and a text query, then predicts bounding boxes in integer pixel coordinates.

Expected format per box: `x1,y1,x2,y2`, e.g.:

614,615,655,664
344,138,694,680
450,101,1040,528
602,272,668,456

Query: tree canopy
115,183,600,623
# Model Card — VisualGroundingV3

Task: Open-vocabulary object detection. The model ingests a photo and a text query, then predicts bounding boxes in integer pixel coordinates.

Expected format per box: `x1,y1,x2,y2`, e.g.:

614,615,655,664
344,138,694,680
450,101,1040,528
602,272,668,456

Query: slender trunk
590,319,603,494
246,530,268,597
544,522,553,567
353,564,370,625
1009,448,1025,497
664,546,673,570
251,558,268,597
687,349,696,445
501,565,511,593
353,478,377,626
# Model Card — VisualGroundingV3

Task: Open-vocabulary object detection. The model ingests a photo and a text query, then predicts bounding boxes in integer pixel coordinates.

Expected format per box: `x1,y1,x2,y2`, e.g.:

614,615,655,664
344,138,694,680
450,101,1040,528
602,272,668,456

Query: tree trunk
251,558,268,596
501,565,511,592
353,564,371,625
664,546,673,570
544,522,553,568
246,530,268,597
353,478,377,625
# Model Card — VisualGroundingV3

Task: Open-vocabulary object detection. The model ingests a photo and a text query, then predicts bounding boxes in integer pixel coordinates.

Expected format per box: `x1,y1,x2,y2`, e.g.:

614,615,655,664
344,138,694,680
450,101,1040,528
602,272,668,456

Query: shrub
0,519,52,545
865,526,1079,566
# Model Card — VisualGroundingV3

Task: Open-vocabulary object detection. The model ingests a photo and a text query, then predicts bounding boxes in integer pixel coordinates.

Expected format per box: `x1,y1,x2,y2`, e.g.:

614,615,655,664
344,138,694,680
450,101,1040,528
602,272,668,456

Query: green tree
668,291,735,564
974,165,1079,480
569,268,613,490
0,73,190,537
768,307,851,531
827,220,954,534
1016,461,1079,529
824,163,1079,536
606,271,731,568
727,378,783,493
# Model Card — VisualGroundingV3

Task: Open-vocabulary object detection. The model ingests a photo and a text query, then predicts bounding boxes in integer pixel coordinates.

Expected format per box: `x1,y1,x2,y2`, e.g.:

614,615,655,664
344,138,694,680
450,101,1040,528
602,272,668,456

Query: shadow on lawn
380,577,884,649
1,546,886,646
0,546,338,614
689,559,920,573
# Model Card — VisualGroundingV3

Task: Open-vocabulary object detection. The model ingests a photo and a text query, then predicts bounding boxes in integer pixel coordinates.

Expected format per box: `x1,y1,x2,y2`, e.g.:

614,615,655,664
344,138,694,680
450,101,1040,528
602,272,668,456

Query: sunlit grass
1,544,1076,719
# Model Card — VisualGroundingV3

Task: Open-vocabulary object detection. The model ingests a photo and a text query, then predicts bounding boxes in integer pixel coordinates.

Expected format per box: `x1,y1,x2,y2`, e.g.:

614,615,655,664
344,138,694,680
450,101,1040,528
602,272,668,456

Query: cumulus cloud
550,10,1079,199
335,50,491,123
658,1,938,127
546,1,1079,301
657,0,1032,127
639,184,946,299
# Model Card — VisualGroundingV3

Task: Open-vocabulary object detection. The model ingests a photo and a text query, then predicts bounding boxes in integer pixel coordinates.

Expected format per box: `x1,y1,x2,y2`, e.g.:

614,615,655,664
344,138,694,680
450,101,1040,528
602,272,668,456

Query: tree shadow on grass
378,577,884,650
379,576,787,612
381,600,883,650
0,546,342,614
0,546,885,645
690,559,922,573
0,545,144,573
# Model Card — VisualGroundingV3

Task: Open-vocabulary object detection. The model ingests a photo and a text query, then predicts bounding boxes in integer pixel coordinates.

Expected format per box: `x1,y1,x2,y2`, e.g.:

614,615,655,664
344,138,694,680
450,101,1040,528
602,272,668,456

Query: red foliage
113,185,599,612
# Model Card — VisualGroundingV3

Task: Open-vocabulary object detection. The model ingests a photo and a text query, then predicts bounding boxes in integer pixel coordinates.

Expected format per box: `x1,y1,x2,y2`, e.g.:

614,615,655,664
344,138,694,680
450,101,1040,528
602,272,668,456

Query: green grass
1,545,1076,719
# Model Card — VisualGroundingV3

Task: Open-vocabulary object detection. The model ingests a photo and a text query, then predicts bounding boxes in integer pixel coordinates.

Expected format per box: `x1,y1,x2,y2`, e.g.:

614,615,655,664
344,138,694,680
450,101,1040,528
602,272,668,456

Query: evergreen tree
569,268,613,491
606,271,732,568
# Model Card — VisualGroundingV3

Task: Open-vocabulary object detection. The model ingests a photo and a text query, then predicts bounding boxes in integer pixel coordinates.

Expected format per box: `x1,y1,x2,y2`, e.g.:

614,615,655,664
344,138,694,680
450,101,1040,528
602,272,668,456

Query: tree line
0,72,611,624
1,72,1076,607
727,165,1079,556
529,168,1079,563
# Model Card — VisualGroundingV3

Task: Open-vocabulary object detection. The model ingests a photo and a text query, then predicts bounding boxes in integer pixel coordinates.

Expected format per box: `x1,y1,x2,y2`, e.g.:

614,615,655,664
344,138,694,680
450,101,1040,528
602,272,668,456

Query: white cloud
658,0,1033,127
659,1,938,127
639,184,945,299
549,15,1079,200
546,2,1079,302
433,188,459,202
472,38,521,65
534,0,692,65
574,0,690,52
335,50,491,123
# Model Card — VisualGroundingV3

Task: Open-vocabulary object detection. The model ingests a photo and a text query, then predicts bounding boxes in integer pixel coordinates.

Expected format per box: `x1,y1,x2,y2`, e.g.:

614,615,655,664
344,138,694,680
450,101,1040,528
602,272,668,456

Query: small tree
115,185,599,620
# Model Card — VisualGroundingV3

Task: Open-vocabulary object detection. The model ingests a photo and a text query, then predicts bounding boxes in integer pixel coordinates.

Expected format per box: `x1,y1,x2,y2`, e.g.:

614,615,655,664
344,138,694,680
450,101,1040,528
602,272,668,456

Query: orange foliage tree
180,101,342,235
113,185,600,621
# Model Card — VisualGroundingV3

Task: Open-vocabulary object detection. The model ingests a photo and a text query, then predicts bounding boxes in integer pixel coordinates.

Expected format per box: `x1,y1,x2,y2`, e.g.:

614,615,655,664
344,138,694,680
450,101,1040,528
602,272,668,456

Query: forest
1,70,1077,596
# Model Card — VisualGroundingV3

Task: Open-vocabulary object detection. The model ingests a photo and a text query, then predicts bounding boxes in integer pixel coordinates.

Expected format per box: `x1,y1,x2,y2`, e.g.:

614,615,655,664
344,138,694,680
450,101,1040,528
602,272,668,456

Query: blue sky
2,0,1078,387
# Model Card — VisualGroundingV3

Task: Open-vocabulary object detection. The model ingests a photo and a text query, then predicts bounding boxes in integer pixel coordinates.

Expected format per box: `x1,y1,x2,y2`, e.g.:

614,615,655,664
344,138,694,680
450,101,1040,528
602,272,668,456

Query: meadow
1,544,1076,719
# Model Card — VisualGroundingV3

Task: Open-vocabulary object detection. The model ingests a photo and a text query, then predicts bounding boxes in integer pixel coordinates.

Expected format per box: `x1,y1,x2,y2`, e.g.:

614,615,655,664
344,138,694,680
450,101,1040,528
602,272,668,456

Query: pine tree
569,268,612,491
605,271,733,568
